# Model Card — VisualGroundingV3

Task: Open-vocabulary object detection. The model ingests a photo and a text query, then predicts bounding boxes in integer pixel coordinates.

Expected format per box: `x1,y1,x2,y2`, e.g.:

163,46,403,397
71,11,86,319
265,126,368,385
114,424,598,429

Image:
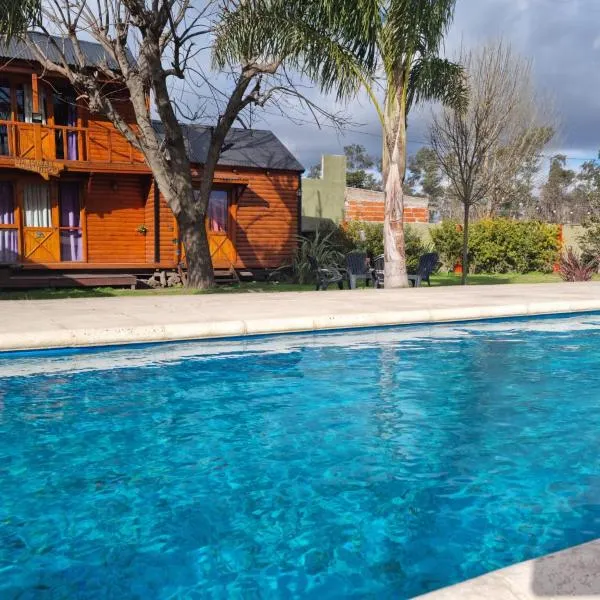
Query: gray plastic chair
345,252,372,289
308,256,345,291
408,252,439,287
372,254,385,288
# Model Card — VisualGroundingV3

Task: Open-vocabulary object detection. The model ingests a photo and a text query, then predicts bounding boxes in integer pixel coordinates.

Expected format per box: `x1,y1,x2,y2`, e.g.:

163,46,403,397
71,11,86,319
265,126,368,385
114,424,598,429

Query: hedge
430,219,560,274
343,220,430,271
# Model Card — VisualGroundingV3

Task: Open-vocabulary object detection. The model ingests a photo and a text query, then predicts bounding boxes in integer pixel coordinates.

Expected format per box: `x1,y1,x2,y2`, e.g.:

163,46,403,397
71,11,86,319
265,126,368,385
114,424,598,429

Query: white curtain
24,184,51,227
23,84,33,123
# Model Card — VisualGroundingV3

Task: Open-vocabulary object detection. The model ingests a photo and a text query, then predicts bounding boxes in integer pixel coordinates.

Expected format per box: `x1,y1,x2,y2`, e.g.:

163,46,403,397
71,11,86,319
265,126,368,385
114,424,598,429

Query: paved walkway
416,538,600,599
2,281,600,351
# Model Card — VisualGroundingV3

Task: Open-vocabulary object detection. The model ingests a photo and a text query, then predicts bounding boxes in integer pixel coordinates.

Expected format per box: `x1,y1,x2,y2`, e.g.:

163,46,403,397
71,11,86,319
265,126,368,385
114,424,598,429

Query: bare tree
430,41,553,283
22,0,377,288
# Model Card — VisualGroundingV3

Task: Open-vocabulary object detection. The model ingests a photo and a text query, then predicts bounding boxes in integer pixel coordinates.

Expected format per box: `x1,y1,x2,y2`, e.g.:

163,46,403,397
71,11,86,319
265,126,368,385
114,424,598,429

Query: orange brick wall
344,188,429,223
404,207,429,223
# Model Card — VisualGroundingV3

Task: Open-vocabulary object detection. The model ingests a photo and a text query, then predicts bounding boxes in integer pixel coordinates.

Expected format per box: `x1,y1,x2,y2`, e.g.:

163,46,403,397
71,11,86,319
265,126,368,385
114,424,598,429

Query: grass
0,271,570,301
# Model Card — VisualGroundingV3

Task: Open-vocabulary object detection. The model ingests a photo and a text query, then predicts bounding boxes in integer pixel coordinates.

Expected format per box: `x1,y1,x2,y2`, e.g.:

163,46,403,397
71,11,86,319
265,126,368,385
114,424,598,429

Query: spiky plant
559,248,597,282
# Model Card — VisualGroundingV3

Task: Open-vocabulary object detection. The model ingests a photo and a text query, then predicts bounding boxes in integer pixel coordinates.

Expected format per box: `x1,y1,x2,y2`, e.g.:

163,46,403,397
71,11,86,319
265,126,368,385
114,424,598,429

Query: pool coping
414,538,600,599
3,283,600,351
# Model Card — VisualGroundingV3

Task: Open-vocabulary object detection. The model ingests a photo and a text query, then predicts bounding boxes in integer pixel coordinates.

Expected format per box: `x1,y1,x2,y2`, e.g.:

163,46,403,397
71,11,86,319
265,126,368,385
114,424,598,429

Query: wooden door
205,189,237,270
22,182,60,263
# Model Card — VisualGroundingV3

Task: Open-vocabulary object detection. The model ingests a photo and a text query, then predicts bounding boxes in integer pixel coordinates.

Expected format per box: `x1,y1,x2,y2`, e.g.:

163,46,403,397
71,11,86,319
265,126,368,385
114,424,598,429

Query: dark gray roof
153,122,304,172
0,32,129,69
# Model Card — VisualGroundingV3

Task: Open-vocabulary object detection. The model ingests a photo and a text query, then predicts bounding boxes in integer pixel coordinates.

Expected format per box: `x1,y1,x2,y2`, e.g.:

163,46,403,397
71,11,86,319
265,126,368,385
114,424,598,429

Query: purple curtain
208,191,228,232
0,182,17,262
67,103,78,160
60,183,82,261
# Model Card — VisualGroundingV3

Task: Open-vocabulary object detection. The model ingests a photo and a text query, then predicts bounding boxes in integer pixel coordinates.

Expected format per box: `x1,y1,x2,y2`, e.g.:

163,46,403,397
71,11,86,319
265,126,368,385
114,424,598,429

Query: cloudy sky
257,0,600,173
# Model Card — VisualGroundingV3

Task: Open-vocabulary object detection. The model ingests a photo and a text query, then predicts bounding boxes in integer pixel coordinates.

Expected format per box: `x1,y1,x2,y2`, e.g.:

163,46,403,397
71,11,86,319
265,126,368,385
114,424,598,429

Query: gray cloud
265,0,600,170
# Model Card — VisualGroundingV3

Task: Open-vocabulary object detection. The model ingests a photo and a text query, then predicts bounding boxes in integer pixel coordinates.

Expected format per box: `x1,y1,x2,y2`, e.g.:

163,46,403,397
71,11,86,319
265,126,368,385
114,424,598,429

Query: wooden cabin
0,36,304,288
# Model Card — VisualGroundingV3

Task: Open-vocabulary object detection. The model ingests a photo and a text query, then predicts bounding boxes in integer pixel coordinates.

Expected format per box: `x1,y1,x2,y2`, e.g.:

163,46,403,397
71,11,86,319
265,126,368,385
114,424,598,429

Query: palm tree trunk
382,77,409,289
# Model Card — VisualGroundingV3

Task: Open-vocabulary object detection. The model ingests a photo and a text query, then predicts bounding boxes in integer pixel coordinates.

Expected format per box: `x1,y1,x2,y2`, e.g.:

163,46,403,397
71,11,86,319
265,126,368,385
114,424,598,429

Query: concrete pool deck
416,538,600,599
1,281,600,351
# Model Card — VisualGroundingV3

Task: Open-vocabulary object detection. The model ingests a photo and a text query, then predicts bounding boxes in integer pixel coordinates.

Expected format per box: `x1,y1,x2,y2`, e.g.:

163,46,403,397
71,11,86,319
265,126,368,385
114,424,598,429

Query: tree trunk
177,212,214,288
382,75,409,289
461,202,470,285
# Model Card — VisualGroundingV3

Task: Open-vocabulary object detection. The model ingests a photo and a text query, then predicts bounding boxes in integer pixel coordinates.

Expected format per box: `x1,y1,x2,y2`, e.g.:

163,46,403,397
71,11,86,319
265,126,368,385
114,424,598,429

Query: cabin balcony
0,120,149,174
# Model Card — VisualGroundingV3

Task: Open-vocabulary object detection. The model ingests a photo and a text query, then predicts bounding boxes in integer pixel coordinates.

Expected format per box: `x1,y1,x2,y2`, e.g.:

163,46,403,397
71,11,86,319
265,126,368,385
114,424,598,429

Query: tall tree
344,143,382,190
307,143,382,190
539,155,575,223
430,42,552,284
375,0,465,288
23,0,379,288
406,146,445,215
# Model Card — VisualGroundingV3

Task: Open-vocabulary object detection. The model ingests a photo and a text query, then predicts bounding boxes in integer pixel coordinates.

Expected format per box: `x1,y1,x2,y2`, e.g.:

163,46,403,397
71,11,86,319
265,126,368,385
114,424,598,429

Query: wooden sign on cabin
14,159,65,180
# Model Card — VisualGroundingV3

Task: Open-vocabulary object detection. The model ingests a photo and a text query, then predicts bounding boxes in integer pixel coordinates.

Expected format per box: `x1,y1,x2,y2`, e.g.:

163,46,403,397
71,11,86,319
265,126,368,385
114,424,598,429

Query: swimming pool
2,314,600,598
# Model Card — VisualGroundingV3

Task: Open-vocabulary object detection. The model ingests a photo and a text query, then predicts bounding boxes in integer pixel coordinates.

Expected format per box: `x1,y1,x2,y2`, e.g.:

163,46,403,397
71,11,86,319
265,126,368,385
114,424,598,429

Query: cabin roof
0,32,129,69
154,122,304,173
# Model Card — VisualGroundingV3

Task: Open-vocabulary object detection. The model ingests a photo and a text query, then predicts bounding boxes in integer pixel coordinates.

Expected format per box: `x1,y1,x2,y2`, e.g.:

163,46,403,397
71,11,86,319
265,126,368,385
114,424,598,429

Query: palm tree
0,0,40,39
218,0,465,289
376,0,466,287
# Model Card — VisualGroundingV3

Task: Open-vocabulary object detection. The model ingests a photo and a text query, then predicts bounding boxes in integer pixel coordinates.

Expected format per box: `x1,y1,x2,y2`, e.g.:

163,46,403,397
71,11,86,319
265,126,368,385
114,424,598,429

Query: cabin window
0,80,11,156
23,183,51,228
59,182,82,261
54,90,78,160
15,83,33,123
0,79,11,120
207,190,229,233
0,182,17,263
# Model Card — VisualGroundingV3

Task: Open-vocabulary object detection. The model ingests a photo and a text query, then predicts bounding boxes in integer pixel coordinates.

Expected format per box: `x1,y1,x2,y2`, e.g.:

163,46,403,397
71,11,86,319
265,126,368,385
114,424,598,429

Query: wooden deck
0,271,137,289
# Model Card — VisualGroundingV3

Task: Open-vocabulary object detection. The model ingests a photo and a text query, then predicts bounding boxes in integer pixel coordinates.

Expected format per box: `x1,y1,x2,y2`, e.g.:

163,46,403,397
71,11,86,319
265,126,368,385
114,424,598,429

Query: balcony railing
0,120,143,165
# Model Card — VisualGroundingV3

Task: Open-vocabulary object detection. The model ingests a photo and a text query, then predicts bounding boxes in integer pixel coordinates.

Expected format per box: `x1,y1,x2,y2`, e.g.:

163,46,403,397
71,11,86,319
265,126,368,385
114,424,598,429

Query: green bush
430,219,560,274
430,221,462,272
343,220,384,256
579,221,600,265
469,219,560,273
342,220,429,271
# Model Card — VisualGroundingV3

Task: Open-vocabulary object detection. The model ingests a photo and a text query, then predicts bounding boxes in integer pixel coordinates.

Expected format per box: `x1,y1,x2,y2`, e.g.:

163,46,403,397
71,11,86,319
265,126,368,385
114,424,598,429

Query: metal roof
0,32,127,69
154,122,304,173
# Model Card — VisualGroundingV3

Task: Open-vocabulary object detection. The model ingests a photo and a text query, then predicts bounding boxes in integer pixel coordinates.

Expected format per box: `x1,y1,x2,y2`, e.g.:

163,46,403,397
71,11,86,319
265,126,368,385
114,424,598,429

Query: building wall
344,187,429,223
86,174,149,264
144,180,177,265
302,155,430,230
231,167,300,269
301,155,346,226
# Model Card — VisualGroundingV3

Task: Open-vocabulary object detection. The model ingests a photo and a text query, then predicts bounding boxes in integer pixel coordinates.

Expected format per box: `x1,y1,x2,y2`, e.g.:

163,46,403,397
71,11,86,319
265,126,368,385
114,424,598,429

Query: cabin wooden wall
226,167,300,269
84,93,146,165
144,180,177,264
86,174,149,263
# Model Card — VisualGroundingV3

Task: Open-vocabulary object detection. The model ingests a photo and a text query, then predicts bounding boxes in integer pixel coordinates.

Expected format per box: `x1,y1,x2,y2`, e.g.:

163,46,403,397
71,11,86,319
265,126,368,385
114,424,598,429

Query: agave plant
293,229,344,284
559,248,597,282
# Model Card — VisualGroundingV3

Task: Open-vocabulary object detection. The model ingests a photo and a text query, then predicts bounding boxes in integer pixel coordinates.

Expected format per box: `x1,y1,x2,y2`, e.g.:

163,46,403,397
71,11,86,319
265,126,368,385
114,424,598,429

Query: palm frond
0,0,40,40
407,56,467,111
381,0,456,69
212,0,380,101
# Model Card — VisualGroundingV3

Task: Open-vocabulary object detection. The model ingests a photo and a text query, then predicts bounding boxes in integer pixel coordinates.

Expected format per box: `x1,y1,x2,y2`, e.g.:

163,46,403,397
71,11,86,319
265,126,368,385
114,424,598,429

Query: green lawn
0,272,569,301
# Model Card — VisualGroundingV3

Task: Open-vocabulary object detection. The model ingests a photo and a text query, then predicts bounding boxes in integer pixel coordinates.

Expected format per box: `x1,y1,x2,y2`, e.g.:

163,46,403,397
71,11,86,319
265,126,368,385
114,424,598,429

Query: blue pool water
2,315,600,598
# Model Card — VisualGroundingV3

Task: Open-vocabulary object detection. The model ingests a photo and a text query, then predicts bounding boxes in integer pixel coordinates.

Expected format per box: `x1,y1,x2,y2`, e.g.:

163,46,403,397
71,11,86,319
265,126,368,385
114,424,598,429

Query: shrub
469,219,560,274
291,228,344,283
343,220,384,256
579,221,600,266
559,248,596,282
403,225,431,272
430,221,462,272
342,220,430,272
430,219,560,274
